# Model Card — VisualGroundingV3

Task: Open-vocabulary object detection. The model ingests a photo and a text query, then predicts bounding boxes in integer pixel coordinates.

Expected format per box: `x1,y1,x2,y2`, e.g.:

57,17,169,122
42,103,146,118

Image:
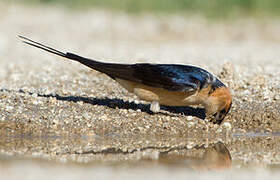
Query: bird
19,35,232,124
159,142,231,170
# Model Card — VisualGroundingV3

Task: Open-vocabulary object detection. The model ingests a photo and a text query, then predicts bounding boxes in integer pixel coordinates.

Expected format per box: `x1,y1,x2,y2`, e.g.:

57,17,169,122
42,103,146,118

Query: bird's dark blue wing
85,62,216,92
130,64,216,92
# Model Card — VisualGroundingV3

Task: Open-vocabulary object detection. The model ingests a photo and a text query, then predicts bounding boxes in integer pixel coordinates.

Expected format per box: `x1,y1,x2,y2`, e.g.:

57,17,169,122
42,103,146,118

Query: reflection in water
1,132,280,173
0,132,231,171
158,142,231,170
201,142,232,170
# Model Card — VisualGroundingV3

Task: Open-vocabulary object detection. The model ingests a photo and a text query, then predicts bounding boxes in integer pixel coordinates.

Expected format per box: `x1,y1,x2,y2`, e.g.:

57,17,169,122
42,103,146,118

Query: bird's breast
115,78,203,106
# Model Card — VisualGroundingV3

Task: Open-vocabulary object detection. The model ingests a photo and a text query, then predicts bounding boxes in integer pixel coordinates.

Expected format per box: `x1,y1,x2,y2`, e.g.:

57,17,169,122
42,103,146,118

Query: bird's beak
213,112,226,124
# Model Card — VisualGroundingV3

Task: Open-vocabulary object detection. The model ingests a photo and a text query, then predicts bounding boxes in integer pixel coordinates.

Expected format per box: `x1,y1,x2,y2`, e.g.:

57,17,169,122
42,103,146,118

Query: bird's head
206,86,232,124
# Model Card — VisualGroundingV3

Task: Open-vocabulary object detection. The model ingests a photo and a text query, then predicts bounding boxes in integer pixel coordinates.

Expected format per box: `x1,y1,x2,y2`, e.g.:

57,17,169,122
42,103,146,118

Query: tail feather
18,35,134,80
18,35,104,68
19,35,67,58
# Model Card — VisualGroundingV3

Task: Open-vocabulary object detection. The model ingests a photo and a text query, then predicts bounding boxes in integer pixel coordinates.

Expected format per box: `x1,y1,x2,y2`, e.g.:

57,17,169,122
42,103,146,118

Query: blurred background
6,0,280,18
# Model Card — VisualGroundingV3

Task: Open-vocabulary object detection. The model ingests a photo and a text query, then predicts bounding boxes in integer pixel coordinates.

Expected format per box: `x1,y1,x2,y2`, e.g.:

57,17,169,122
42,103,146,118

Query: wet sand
0,3,280,179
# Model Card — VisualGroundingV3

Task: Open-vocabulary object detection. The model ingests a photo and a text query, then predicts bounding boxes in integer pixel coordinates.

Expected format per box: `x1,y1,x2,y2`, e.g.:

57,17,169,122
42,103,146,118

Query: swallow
19,35,232,124
159,142,231,170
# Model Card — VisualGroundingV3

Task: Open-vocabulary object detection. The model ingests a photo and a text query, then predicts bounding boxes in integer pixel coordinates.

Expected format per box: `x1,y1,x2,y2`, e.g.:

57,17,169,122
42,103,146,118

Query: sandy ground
0,3,280,179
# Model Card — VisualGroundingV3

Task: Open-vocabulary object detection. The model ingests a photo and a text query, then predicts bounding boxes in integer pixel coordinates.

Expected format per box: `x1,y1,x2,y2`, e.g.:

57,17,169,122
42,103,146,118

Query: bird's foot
206,113,222,124
150,101,160,113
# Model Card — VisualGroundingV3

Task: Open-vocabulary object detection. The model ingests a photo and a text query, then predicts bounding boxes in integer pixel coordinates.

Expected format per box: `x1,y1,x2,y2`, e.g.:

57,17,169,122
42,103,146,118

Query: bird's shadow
4,89,206,119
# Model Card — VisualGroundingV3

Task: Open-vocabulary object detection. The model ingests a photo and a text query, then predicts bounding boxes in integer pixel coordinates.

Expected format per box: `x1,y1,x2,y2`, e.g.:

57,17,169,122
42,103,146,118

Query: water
1,131,280,180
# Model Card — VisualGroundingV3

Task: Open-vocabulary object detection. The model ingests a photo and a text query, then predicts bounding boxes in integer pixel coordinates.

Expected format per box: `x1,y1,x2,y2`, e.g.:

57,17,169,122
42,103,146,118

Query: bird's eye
220,108,226,114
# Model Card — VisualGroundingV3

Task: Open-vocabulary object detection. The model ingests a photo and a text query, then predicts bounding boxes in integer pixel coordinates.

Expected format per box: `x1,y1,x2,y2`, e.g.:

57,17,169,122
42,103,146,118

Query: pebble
186,116,194,121
223,122,232,130
186,141,195,149
274,94,280,100
5,106,14,111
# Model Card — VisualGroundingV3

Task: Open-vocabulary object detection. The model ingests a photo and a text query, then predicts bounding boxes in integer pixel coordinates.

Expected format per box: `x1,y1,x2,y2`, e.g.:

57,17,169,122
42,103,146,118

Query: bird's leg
205,113,214,123
150,101,160,113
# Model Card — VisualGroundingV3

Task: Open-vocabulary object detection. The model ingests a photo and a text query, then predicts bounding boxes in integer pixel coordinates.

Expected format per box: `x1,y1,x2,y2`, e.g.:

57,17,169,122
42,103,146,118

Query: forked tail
18,35,101,68
18,35,134,80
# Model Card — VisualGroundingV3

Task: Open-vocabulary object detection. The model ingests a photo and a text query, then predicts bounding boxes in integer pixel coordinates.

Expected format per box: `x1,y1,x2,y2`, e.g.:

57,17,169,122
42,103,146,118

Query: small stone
163,122,169,128
83,113,91,120
32,99,40,105
87,122,92,127
274,94,280,100
5,106,14,111
186,116,194,121
128,109,134,113
216,128,223,133
53,119,59,124
186,141,195,149
77,101,84,105
31,93,38,98
223,122,232,130
187,121,195,127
